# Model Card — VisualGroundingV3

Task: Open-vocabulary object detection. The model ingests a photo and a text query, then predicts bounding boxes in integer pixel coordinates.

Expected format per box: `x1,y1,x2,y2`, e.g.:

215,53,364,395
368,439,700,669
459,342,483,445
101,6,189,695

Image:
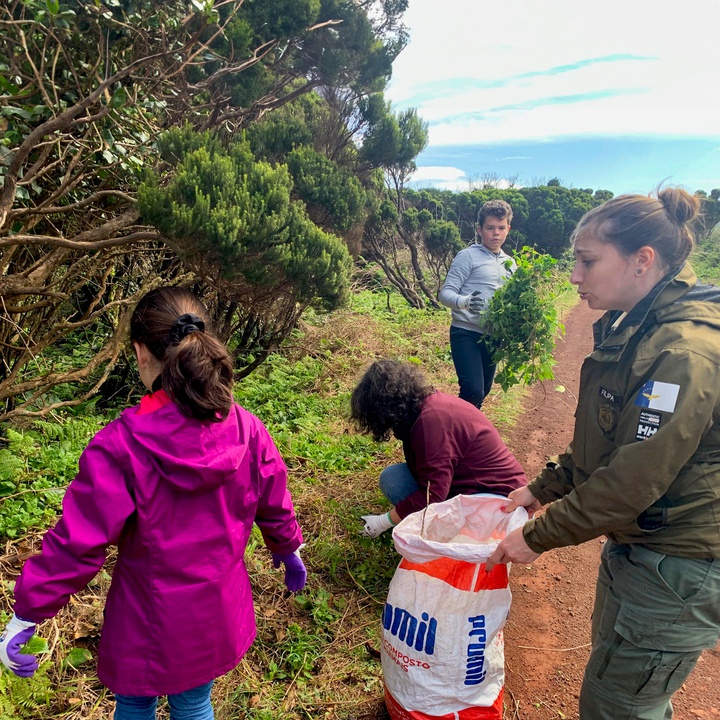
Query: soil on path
501,300,720,720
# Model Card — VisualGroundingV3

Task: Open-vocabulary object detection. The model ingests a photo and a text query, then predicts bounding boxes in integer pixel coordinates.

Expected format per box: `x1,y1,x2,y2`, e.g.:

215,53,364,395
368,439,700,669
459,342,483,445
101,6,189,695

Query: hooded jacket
524,263,720,558
13,393,303,696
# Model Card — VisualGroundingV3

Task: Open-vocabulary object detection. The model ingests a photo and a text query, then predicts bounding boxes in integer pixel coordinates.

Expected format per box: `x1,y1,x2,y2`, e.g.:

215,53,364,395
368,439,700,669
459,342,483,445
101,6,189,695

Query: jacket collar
137,388,172,415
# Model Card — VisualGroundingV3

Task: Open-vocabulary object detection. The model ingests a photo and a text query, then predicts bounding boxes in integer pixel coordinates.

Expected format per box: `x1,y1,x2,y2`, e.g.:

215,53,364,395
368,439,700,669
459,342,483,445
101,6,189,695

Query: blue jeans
449,326,495,408
114,681,214,720
379,463,419,505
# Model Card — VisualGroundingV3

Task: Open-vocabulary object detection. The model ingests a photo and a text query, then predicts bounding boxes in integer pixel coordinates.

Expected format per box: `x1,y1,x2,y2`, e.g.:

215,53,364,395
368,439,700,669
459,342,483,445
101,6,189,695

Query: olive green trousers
579,542,720,720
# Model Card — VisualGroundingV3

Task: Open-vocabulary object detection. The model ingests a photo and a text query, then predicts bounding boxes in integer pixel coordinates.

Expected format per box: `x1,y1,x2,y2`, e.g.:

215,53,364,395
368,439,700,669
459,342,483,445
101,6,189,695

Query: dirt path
502,300,720,720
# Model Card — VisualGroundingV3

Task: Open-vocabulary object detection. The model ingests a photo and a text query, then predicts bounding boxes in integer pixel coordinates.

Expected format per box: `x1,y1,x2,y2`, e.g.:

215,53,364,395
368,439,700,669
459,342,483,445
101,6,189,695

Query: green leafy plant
62,648,93,670
0,664,54,719
20,635,48,656
0,412,103,538
483,247,567,390
294,587,344,628
233,353,380,474
264,624,323,682
691,230,720,284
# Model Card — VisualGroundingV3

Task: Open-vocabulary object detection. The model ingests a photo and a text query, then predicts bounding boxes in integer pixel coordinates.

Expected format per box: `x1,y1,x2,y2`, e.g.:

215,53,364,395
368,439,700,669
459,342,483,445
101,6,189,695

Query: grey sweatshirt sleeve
439,251,473,309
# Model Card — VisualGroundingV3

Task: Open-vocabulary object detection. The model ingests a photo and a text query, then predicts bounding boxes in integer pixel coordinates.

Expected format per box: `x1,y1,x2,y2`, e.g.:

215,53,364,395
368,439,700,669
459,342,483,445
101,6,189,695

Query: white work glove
360,512,396,538
0,614,38,678
457,291,485,312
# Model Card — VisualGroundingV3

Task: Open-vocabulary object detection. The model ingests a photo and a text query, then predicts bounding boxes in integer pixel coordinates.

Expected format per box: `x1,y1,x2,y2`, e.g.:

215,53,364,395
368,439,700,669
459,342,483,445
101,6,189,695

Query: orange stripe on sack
384,686,504,720
398,558,508,591
473,563,508,591
458,687,504,720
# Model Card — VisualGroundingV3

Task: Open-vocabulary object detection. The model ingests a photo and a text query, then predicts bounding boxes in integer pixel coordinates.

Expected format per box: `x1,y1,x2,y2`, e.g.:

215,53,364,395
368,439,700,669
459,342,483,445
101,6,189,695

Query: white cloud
408,165,469,191
428,105,720,146
387,0,720,143
408,166,516,192
410,166,466,182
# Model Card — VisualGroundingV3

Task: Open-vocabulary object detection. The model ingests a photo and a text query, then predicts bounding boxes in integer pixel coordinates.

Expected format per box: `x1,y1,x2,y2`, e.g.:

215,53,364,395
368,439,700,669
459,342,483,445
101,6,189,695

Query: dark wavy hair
349,360,433,442
130,287,234,422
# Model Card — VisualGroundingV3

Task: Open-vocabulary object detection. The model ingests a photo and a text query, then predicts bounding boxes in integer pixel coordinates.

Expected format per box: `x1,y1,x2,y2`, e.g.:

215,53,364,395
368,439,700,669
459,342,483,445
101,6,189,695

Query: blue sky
386,0,720,195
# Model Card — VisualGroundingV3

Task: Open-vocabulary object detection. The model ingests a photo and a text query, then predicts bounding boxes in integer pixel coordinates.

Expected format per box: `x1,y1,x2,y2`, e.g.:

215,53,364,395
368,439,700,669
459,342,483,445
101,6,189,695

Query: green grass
691,232,720,284
0,411,106,538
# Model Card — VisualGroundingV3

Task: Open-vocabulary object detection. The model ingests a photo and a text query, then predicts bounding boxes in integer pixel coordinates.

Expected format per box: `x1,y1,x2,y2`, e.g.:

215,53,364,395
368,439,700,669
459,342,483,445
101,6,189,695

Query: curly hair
349,360,433,442
477,199,513,228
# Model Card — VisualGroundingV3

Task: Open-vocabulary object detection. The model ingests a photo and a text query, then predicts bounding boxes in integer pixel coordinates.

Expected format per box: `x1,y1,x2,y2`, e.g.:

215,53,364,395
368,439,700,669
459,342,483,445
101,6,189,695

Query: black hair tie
168,313,205,344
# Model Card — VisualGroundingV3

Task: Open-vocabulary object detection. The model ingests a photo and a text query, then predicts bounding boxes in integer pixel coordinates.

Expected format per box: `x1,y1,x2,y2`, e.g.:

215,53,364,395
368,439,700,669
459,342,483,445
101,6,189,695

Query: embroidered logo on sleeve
634,381,680,414
636,410,662,440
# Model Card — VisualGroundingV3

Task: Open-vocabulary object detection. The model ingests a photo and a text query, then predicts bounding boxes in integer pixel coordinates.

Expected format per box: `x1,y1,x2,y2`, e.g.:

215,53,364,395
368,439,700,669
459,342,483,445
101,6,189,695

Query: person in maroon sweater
350,360,527,537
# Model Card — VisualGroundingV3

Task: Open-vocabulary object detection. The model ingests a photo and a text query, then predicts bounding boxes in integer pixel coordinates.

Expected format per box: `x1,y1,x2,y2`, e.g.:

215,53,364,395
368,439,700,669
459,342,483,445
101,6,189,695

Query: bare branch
0,230,160,252
0,45,182,227
8,191,136,220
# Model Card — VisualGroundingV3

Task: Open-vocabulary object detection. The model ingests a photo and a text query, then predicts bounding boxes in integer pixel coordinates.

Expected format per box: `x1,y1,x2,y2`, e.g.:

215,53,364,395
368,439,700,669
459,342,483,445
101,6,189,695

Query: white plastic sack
381,493,527,720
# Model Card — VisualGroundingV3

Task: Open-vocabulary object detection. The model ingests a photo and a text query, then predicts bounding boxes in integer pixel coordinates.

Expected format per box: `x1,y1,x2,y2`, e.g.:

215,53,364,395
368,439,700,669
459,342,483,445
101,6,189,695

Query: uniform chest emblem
598,403,616,432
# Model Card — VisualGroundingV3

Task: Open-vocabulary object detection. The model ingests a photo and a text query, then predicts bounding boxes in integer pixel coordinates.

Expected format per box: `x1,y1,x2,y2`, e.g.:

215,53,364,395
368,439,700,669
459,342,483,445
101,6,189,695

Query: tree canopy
0,0,411,419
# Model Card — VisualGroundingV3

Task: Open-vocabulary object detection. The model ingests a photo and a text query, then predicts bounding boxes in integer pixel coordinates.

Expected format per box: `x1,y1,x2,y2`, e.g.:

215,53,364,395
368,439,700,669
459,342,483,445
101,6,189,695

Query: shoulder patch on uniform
599,387,623,405
636,410,662,441
634,380,680,414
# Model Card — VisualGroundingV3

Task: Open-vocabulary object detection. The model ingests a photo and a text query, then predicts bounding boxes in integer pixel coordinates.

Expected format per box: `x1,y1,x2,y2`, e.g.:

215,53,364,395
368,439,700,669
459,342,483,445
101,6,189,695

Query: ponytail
130,288,234,421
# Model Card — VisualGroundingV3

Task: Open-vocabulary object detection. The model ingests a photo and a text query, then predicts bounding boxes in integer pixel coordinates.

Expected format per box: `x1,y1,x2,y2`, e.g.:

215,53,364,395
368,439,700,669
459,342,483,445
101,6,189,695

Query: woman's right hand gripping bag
381,494,527,720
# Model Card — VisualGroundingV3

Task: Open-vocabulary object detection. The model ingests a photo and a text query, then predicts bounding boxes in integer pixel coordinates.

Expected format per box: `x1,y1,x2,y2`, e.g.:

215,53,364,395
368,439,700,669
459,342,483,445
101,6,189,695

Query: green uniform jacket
524,263,720,558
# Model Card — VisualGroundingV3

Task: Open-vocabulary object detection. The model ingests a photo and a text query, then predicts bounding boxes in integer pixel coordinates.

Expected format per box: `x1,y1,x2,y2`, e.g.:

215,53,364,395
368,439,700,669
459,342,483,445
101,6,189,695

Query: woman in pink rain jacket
0,287,306,720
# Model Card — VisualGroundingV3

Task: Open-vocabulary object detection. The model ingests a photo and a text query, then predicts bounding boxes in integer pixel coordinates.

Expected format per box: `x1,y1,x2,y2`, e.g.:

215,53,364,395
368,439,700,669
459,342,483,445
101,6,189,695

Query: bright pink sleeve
13,428,136,622
252,424,303,554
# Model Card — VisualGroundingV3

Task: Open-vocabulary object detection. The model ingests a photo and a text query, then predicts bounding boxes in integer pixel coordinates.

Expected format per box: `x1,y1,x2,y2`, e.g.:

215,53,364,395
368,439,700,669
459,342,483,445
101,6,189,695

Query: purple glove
271,550,307,592
0,614,38,678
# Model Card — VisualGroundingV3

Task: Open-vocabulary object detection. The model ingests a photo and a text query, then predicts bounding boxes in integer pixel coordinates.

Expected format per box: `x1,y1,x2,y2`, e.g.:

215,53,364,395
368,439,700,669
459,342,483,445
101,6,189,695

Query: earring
636,269,642,276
